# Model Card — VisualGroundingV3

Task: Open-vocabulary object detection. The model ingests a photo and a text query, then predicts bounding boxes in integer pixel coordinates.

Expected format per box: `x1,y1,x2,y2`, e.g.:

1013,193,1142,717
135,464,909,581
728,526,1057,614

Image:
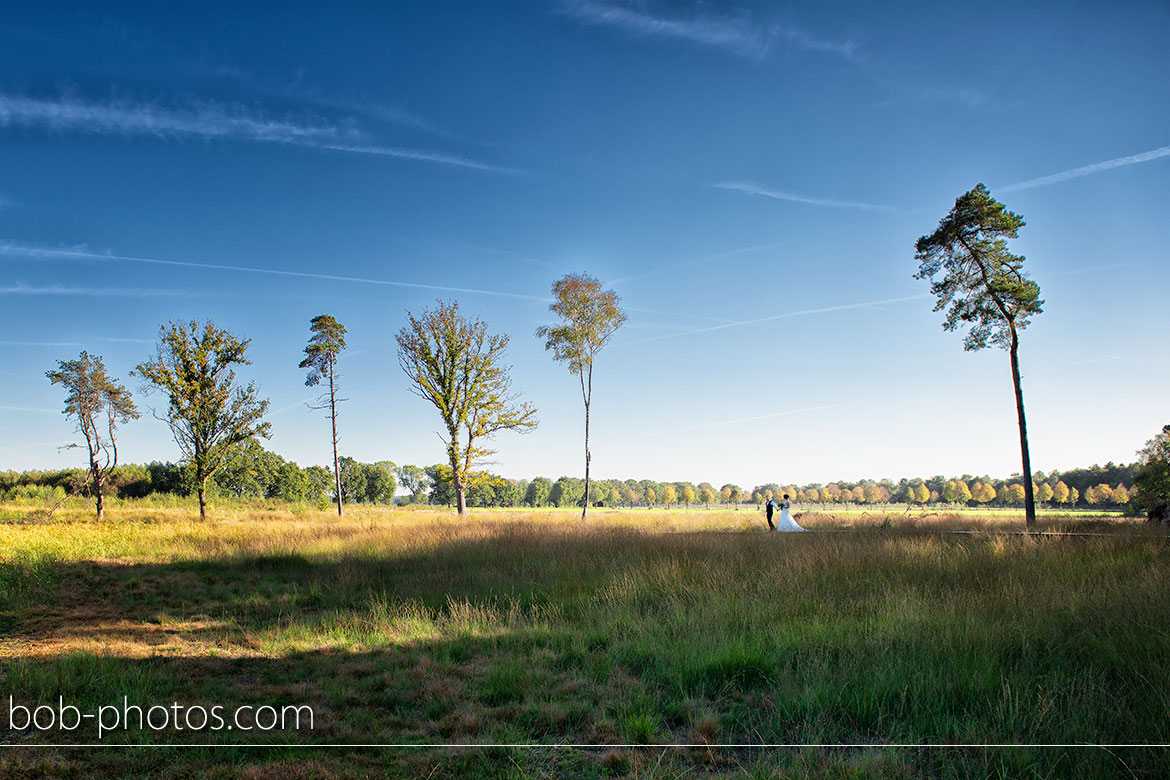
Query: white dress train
774,500,805,532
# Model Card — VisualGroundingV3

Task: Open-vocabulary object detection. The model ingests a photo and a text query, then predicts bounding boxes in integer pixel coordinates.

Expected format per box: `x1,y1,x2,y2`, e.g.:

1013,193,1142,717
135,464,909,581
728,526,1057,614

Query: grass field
1,502,1167,778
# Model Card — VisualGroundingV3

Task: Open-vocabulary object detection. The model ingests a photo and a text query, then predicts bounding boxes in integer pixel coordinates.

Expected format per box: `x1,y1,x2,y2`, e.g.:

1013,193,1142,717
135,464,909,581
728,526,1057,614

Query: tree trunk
329,362,342,517
582,400,591,520
198,477,209,521
90,457,104,521
1010,328,1036,531
449,445,467,516
581,366,592,520
455,480,467,516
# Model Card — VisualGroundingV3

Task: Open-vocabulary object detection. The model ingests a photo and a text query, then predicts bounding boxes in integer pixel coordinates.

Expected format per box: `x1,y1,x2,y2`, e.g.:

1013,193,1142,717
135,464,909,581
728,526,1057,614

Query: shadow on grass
2,525,1169,778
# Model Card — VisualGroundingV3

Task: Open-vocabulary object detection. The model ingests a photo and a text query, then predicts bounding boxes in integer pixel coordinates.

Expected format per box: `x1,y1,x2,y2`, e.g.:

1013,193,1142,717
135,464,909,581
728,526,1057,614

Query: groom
764,497,776,530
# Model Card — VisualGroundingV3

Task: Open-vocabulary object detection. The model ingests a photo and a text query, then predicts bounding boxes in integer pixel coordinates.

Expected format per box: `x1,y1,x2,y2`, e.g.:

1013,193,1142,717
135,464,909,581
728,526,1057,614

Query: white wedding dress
774,500,806,532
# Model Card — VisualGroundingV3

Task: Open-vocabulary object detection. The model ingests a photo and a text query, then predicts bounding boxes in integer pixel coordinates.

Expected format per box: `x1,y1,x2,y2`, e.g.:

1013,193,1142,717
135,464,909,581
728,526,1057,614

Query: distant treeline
0,441,1141,511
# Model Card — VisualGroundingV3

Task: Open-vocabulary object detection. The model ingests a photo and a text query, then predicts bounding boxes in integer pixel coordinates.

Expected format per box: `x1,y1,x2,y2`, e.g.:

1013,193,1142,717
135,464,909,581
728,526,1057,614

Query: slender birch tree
134,320,270,520
536,273,627,518
46,352,139,519
396,300,537,515
914,184,1044,529
299,314,347,515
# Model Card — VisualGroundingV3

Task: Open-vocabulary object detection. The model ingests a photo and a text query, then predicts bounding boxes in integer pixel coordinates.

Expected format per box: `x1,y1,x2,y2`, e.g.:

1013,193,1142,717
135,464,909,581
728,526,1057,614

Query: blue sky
2,1,1167,488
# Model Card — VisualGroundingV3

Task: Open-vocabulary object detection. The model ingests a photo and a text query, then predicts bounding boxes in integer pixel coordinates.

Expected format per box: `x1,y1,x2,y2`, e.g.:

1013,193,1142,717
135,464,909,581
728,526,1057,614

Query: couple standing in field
765,494,806,532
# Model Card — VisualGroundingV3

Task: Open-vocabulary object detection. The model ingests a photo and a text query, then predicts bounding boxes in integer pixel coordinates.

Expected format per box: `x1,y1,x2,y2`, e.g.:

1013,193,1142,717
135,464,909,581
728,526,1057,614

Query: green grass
1,505,1167,778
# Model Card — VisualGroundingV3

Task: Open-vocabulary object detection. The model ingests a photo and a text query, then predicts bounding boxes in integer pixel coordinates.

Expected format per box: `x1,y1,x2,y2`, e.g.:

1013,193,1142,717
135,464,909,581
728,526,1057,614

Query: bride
774,493,806,532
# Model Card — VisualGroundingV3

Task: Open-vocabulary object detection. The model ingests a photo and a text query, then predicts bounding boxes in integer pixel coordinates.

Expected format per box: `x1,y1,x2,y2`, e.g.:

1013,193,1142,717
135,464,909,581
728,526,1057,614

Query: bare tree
396,300,537,515
46,352,139,519
536,273,627,518
299,314,347,515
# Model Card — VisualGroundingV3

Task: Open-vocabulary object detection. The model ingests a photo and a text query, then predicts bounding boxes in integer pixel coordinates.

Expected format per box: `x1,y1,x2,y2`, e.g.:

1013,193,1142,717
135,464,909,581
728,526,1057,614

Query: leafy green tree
425,464,455,507
496,478,523,507
304,465,333,501
46,352,140,519
1069,486,1080,507
525,476,552,507
549,476,585,508
299,314,347,515
273,461,314,502
134,320,270,520
216,438,280,497
1133,425,1170,522
914,185,1044,529
397,300,537,515
536,274,627,519
337,456,368,504
396,464,428,503
363,460,397,504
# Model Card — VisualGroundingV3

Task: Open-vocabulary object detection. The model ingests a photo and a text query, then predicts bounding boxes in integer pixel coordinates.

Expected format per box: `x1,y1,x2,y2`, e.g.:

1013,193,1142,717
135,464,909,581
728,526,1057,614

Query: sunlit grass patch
0,504,1166,778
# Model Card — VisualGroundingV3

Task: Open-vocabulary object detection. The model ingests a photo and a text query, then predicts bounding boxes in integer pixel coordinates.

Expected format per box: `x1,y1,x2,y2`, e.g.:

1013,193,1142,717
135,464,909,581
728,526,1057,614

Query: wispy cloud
0,340,84,348
1048,261,1139,277
0,282,199,297
0,92,343,142
999,144,1170,192
0,92,515,173
269,396,319,416
623,293,931,344
562,2,856,62
212,65,468,144
864,73,996,112
1067,355,1124,366
713,181,893,212
314,143,521,174
0,242,551,303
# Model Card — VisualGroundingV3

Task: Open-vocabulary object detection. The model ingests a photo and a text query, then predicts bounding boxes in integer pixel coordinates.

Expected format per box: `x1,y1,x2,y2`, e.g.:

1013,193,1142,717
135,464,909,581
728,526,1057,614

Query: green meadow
1,504,1167,778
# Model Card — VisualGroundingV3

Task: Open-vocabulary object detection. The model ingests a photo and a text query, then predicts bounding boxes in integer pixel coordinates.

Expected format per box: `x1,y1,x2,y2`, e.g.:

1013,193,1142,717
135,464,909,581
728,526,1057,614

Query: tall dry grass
1,504,1167,778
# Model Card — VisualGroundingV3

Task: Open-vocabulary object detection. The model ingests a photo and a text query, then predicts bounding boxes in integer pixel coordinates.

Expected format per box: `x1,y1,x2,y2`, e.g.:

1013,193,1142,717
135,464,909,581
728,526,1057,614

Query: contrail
313,142,522,175
712,181,894,212
999,144,1170,192
0,242,551,302
623,293,931,344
